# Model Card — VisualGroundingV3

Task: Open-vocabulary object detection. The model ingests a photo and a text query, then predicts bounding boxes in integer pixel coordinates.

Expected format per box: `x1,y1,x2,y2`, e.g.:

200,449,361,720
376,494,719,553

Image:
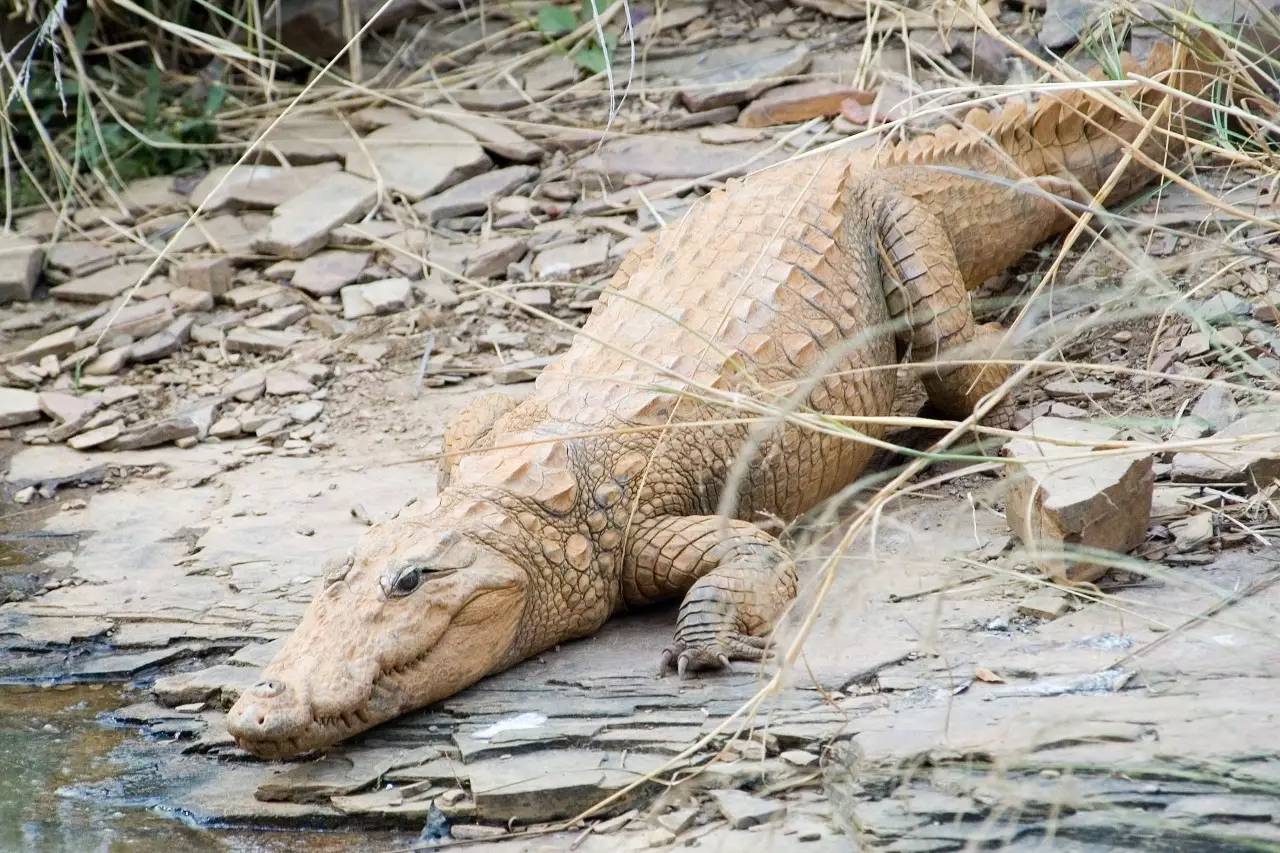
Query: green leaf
572,30,616,74
73,10,96,53
578,0,598,24
144,64,162,130
203,83,227,118
573,43,608,75
536,4,578,37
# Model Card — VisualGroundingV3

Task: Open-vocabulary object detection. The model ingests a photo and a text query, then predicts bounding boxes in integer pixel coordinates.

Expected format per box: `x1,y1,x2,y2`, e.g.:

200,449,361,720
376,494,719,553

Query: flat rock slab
0,386,42,427
0,233,44,302
4,444,109,488
225,327,307,354
253,172,378,259
712,788,787,829
578,134,771,183
191,162,342,211
345,118,490,201
1170,411,1280,490
641,39,811,111
432,110,543,163
341,277,413,319
290,250,371,297
468,748,669,821
533,235,610,279
50,263,151,303
414,165,538,223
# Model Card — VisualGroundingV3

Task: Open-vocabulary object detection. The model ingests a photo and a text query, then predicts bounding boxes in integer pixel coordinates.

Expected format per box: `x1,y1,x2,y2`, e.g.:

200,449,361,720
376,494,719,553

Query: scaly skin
227,41,1221,757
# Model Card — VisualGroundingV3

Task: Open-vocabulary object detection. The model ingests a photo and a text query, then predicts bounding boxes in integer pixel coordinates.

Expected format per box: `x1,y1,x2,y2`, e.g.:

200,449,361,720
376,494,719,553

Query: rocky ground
2,0,1280,849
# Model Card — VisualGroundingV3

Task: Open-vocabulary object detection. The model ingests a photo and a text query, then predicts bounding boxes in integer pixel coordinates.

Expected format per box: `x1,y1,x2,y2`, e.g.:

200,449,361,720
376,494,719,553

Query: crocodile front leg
624,515,798,676
865,176,1016,430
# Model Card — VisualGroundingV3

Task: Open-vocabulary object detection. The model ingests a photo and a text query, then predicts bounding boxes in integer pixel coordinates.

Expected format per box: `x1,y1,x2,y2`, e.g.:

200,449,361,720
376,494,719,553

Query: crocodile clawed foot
658,634,768,679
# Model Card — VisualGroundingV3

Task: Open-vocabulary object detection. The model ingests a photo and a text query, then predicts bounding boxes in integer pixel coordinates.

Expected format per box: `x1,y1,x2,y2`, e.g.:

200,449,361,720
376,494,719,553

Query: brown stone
172,256,235,295
1004,417,1153,583
739,82,874,127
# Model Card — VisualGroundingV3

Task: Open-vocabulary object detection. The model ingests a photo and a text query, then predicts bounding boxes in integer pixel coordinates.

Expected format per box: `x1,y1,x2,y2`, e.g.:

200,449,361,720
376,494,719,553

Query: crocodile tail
886,32,1234,203
1004,36,1225,199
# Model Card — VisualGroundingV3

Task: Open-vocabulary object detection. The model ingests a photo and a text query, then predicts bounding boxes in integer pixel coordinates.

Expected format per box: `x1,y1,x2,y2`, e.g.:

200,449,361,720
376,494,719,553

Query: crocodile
227,38,1225,757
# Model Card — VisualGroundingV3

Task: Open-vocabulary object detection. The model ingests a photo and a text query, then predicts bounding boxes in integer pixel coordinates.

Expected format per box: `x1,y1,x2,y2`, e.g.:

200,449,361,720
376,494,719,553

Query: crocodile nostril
251,679,283,698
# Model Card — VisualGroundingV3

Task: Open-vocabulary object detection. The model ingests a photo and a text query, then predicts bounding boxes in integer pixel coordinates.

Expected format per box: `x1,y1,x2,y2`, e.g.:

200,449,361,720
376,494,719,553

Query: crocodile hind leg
624,515,798,676
873,187,1016,432
438,393,519,488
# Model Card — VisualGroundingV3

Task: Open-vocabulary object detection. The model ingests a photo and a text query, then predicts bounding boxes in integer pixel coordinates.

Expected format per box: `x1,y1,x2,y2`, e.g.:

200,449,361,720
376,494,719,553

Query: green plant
533,0,618,75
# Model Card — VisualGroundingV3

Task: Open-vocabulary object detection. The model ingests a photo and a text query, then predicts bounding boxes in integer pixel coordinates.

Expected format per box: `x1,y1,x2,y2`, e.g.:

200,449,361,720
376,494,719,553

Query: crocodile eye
389,567,423,597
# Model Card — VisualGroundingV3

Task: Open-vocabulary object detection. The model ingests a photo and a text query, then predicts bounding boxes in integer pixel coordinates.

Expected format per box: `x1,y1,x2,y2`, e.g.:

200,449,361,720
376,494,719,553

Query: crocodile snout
227,679,313,756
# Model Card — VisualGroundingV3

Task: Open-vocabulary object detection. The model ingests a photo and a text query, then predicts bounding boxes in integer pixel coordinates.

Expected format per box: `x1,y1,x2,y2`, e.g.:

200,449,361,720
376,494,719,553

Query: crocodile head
226,507,527,758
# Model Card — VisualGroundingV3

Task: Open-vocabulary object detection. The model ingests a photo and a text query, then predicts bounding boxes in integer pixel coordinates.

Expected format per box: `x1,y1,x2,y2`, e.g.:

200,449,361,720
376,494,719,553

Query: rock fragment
650,39,810,111
0,387,42,427
710,789,786,829
265,371,316,397
290,250,371,297
468,237,528,279
414,165,539,223
169,286,215,313
253,172,378,259
246,304,308,330
1170,411,1280,490
1004,417,1153,583
225,327,306,355
341,277,412,319
433,110,543,162
578,136,765,183
67,423,122,451
172,256,235,295
533,236,610,279
0,234,43,303
344,118,490,201
51,263,150,303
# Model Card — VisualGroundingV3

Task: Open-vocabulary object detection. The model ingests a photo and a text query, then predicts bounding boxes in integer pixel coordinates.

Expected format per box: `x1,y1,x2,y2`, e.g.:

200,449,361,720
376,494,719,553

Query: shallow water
0,684,407,852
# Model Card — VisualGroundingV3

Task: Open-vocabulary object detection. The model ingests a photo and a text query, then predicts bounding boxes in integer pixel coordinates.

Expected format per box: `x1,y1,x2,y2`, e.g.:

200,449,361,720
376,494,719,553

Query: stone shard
432,110,543,162
51,263,151,304
67,423,122,451
1170,411,1280,490
225,327,307,355
710,788,787,829
578,134,771,183
10,326,80,364
171,256,235,295
643,39,810,111
253,172,378,259
533,235,610,279
467,749,667,821
361,277,413,314
290,250,371,297
467,237,528,280
0,233,43,302
1004,417,1154,583
413,165,539,223
344,118,490,201
265,371,317,397
190,162,341,211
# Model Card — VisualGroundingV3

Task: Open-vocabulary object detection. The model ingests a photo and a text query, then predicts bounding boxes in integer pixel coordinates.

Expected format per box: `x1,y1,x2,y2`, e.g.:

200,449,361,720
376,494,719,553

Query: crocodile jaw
226,548,526,758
